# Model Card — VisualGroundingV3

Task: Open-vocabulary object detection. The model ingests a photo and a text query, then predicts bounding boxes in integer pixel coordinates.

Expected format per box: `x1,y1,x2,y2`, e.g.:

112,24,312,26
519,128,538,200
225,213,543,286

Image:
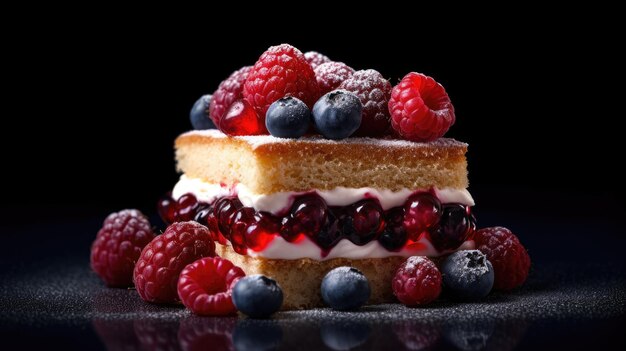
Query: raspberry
243,44,321,126
314,62,354,95
389,72,455,142
339,69,392,137
304,51,331,69
209,66,252,127
392,256,442,306
90,209,155,287
133,221,216,303
473,227,530,291
177,257,245,316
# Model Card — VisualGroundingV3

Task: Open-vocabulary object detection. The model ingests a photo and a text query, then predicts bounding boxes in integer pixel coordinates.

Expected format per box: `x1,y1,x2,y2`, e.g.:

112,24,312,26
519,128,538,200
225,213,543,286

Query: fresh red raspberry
209,66,252,127
243,44,321,125
339,69,392,137
314,62,354,95
392,256,442,306
90,209,155,287
388,72,456,142
304,51,331,69
177,257,245,316
133,221,216,303
473,227,530,291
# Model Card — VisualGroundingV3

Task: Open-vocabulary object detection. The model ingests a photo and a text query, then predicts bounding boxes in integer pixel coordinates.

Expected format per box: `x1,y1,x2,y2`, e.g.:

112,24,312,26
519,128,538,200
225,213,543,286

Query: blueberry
189,94,216,130
265,97,311,138
321,266,370,310
232,275,283,318
441,250,494,300
312,90,362,140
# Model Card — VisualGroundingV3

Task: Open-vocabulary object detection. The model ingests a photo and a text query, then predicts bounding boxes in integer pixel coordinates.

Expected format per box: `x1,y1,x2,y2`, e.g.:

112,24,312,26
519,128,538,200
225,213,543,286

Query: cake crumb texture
176,130,468,193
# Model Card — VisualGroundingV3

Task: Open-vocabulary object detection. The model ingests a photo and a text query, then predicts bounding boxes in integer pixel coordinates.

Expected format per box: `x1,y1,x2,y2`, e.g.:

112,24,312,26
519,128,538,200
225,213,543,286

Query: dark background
4,17,623,249
1,11,624,351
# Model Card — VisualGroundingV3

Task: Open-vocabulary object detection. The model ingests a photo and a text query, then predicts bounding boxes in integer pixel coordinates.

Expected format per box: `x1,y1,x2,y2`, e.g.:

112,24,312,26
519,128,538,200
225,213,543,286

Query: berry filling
159,191,476,256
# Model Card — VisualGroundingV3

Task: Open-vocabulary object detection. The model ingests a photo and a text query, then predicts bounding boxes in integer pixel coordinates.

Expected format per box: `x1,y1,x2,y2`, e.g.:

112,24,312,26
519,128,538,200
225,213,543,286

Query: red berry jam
246,212,281,251
342,199,384,245
176,193,199,221
428,204,475,251
157,193,177,224
378,207,408,251
158,191,476,255
403,192,441,240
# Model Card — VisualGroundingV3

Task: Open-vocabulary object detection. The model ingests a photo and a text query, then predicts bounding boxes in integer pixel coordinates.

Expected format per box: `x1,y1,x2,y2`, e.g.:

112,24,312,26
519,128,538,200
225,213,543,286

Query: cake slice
170,130,475,309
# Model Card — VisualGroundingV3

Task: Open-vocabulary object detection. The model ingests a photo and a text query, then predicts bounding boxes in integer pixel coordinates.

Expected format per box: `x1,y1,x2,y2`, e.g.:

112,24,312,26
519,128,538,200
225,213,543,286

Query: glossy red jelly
158,191,475,254
218,100,264,136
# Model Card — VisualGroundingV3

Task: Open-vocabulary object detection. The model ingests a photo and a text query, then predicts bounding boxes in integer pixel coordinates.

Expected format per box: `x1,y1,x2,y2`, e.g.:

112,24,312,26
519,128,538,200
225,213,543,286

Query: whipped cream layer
172,175,475,260
249,236,475,260
172,175,474,215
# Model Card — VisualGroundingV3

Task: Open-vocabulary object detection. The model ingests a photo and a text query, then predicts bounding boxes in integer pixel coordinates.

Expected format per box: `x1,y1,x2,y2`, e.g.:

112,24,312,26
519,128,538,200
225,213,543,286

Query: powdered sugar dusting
315,62,355,94
341,69,389,91
404,256,431,270
304,51,331,69
315,62,353,79
181,129,467,150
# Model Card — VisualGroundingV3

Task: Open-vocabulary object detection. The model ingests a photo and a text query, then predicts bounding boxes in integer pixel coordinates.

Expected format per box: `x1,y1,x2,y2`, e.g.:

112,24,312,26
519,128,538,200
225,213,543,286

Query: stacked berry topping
89,44,531,315
189,43,456,142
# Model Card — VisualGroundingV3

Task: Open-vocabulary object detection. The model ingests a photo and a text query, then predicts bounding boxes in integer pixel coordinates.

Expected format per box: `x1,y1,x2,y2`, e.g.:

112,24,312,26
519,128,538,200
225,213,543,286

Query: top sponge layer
175,130,468,194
